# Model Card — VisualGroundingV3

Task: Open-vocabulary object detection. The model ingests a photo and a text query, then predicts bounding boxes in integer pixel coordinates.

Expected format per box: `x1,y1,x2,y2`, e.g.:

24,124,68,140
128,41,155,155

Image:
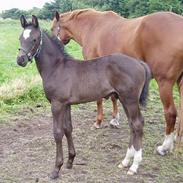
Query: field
0,20,183,183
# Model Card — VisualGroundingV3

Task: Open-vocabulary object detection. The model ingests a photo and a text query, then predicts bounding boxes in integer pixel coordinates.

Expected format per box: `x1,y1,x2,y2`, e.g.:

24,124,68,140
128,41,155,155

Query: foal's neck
35,33,65,80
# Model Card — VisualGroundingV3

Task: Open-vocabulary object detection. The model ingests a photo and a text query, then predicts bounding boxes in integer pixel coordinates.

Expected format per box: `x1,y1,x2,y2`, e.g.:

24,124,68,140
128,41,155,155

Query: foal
17,15,151,179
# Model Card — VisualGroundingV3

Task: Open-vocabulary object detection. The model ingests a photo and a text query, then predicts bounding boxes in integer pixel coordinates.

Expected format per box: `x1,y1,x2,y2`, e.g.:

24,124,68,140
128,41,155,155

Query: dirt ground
0,98,183,183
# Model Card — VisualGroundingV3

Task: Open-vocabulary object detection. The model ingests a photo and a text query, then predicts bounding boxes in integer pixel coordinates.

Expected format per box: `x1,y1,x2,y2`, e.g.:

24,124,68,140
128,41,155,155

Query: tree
1,0,183,20
1,8,28,19
149,0,182,14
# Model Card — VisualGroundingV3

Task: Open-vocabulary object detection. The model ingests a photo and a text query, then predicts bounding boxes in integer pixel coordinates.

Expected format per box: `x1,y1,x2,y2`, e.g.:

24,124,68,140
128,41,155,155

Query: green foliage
1,0,183,20
149,0,182,14
36,0,183,19
1,8,28,19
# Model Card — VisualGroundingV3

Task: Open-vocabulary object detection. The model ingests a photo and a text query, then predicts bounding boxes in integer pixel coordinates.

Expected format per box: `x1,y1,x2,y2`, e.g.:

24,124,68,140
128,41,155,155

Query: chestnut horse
51,9,183,155
17,15,151,178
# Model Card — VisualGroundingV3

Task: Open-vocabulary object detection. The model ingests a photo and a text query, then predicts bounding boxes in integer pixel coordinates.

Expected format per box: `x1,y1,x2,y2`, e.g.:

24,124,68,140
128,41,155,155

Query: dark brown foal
17,15,151,179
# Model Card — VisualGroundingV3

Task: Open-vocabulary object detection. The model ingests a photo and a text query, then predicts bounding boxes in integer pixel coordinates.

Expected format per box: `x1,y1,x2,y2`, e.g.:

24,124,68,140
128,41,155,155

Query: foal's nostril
19,56,24,62
17,56,24,64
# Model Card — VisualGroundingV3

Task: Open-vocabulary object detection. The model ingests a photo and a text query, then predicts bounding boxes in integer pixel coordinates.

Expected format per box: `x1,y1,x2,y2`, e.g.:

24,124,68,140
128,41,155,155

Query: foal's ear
55,11,60,22
20,15,28,28
32,15,39,28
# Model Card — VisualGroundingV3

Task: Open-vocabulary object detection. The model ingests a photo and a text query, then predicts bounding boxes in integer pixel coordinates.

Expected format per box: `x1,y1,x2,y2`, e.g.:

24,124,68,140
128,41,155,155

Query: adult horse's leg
109,95,120,128
93,99,104,128
156,80,177,155
64,105,76,169
50,101,66,179
176,77,183,148
118,99,144,175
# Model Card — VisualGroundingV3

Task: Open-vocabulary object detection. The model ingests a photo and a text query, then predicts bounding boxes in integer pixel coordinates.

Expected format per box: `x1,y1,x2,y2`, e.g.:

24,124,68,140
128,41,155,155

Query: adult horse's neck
64,15,97,46
62,11,123,47
35,32,65,80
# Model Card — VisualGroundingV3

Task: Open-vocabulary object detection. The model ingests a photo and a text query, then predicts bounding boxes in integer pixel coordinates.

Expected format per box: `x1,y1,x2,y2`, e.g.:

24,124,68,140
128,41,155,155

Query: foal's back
50,53,145,104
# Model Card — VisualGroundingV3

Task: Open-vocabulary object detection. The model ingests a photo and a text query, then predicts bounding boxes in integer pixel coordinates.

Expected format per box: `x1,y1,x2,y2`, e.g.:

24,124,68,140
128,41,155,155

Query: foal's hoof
127,169,136,175
50,170,59,179
66,162,73,169
118,163,123,169
118,162,129,169
118,163,125,169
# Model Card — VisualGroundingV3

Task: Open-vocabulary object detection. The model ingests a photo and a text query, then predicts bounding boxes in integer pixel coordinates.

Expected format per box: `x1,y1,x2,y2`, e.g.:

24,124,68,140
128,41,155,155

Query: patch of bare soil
0,100,183,183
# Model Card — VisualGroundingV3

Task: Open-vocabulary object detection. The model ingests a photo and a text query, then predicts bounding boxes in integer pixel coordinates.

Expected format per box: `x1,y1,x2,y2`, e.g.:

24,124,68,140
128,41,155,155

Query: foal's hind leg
109,95,120,128
64,105,76,169
119,100,144,175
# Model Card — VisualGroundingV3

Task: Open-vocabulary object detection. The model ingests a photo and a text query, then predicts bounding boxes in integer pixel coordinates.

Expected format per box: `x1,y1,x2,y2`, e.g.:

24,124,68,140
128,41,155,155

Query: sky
0,0,53,12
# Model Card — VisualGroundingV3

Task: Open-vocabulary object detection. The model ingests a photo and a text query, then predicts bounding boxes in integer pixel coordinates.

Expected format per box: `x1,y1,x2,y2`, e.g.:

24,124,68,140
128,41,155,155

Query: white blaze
23,29,31,39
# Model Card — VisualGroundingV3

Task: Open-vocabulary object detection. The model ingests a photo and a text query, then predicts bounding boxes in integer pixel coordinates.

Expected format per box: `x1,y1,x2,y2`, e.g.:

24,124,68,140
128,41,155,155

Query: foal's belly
69,81,114,105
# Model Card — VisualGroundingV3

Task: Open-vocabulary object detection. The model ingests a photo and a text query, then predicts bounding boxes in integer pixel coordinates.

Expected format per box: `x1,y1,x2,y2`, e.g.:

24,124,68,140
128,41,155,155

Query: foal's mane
43,30,72,59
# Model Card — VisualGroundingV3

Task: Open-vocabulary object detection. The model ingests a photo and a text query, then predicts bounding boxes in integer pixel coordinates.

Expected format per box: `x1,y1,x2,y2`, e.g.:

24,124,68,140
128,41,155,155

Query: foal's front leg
50,101,66,179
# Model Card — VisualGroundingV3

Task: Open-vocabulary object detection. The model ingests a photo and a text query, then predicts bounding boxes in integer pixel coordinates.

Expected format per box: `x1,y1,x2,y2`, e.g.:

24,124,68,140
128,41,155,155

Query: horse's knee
53,129,63,142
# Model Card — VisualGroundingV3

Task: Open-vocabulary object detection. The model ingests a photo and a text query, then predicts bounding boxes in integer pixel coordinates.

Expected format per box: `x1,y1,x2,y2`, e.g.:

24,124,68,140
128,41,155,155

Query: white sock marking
122,146,135,167
128,148,142,173
157,133,174,155
109,113,120,126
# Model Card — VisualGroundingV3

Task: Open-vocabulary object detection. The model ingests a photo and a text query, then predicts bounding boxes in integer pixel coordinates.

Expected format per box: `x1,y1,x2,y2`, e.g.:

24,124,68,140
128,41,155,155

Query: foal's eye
33,39,36,42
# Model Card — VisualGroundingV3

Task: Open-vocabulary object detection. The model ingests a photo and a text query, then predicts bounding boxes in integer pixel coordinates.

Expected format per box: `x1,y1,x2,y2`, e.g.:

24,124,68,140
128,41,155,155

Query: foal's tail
139,62,152,106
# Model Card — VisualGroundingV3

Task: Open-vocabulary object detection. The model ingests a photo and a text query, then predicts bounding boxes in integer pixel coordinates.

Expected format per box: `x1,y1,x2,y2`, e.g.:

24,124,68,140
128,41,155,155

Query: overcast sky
0,0,53,12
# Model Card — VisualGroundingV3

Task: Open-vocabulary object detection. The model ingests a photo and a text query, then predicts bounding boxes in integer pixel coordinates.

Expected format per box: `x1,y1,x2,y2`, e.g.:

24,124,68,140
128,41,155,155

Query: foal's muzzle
62,39,70,45
17,55,28,67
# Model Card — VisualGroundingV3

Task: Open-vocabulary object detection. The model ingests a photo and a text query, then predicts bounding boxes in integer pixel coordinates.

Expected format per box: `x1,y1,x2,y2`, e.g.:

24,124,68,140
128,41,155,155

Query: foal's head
17,15,42,67
51,11,71,45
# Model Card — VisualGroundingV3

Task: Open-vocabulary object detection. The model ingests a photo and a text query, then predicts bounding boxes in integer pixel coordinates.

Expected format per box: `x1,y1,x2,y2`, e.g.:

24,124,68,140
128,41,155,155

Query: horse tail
139,61,152,106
